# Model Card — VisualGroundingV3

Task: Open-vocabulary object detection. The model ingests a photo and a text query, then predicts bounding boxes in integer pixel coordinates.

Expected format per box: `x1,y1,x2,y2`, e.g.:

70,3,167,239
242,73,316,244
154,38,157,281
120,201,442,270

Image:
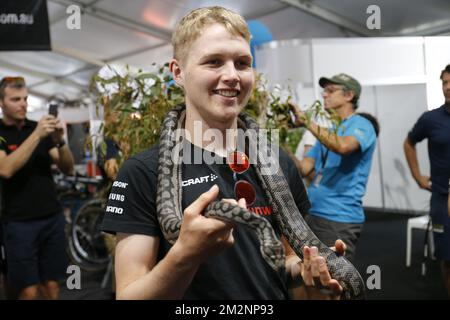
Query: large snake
156,105,366,299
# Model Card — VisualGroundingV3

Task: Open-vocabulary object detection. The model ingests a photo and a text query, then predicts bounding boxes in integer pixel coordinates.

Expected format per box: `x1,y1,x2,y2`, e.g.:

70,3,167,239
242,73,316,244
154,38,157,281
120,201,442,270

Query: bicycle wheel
67,200,110,272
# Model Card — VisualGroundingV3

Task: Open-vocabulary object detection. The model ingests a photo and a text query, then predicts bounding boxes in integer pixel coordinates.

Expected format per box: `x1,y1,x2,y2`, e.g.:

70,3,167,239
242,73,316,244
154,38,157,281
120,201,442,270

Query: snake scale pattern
156,105,366,299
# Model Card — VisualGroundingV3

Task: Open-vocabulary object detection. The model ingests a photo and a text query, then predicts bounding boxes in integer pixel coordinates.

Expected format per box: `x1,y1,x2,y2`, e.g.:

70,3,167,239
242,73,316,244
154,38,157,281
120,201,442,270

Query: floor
1,211,448,300
353,211,447,299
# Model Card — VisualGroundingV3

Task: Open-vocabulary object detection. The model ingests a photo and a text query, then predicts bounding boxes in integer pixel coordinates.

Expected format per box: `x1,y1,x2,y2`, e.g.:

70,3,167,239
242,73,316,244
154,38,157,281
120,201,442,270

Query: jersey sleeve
408,112,429,145
347,117,376,153
101,156,161,237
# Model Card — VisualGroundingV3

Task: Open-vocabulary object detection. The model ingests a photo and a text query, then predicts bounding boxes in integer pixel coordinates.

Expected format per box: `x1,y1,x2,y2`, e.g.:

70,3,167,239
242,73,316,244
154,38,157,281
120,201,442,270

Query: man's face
321,84,350,110
0,86,28,121
442,71,450,104
171,23,254,124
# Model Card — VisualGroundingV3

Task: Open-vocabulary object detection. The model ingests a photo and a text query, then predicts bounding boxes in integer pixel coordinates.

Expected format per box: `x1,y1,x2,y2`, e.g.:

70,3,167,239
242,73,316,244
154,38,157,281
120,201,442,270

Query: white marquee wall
255,36,450,213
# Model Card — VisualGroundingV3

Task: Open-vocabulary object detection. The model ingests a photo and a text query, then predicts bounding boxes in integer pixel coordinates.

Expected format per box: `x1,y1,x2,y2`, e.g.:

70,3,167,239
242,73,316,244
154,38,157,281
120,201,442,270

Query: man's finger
331,239,346,256
310,248,320,281
222,198,238,206
237,198,247,209
327,280,343,298
317,256,332,286
288,102,297,111
301,246,314,286
302,246,311,266
310,246,318,258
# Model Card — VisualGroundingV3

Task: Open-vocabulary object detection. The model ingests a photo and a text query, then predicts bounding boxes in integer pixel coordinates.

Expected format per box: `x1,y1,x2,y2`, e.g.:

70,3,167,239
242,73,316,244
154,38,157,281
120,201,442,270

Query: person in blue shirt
404,64,450,298
291,73,377,261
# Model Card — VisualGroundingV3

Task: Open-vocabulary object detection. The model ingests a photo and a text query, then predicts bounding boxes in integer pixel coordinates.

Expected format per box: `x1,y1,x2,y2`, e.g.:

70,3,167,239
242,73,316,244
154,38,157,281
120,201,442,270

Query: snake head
261,242,285,271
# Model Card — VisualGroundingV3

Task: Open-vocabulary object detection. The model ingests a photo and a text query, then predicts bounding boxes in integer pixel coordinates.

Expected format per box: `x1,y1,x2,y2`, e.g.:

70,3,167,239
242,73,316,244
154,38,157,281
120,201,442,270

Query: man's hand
300,244,344,300
175,185,237,265
50,117,65,144
415,175,431,191
288,102,307,127
288,239,346,300
105,158,119,181
34,115,58,139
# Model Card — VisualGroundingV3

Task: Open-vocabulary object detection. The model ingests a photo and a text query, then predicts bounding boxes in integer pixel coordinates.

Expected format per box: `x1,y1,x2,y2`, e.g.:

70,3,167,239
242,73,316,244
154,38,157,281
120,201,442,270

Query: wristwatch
56,140,66,148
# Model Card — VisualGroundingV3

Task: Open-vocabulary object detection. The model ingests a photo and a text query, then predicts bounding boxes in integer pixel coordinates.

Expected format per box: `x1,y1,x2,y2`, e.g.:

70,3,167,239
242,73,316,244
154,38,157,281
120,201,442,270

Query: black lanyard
318,144,329,174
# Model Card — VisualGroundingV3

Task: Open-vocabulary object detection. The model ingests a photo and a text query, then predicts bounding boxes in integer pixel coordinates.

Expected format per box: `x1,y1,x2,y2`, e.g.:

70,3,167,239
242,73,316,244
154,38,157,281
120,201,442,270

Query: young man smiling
101,6,346,300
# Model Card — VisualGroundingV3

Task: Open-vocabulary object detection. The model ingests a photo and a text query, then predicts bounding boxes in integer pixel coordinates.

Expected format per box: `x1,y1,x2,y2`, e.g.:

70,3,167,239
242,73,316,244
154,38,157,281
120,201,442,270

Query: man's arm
289,103,360,155
49,144,74,176
403,136,431,191
0,116,58,179
299,157,315,178
115,233,201,299
115,185,236,300
0,133,40,179
306,121,360,155
48,120,74,175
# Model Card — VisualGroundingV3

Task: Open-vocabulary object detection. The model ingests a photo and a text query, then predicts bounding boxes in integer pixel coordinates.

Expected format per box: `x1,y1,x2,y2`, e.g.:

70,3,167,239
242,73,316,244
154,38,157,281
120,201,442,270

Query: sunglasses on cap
227,150,256,206
0,76,25,86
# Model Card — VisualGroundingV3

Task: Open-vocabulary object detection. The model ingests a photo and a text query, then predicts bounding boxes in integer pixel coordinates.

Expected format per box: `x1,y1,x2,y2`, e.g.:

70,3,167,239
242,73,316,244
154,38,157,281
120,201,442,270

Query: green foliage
245,74,304,152
93,65,341,163
93,63,184,162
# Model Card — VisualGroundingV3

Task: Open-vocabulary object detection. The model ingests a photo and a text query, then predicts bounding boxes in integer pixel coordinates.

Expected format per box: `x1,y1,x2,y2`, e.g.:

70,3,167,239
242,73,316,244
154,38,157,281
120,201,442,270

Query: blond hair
171,6,251,63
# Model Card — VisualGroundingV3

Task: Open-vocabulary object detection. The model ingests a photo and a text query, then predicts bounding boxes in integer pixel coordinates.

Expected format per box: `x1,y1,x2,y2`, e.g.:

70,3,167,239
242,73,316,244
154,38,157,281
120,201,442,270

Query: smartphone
49,103,58,117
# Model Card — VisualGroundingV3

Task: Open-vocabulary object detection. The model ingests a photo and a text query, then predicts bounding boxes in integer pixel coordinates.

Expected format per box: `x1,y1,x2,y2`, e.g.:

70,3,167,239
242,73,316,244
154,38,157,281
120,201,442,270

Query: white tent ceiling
1,0,450,110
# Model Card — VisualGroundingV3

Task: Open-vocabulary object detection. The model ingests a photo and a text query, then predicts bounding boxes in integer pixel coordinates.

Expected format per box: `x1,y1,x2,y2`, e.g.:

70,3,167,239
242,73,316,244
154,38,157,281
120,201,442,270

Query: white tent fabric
1,0,450,112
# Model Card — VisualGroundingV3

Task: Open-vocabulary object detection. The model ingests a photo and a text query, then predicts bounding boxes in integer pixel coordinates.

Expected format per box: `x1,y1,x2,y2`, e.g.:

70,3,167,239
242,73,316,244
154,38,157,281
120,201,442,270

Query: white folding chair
406,215,435,267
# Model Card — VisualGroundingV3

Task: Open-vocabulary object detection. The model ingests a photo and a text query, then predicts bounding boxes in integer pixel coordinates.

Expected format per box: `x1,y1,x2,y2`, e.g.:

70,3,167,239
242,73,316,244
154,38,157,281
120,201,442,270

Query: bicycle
56,174,111,273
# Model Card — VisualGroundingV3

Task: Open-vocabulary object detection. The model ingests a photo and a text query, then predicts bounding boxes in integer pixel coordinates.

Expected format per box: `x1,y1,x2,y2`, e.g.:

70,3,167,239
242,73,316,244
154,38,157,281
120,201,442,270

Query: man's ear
344,90,355,103
169,58,184,88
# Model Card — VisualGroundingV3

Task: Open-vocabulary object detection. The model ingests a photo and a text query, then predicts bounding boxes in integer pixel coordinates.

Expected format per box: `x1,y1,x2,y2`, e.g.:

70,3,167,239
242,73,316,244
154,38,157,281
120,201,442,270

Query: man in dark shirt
0,76,74,299
404,64,450,297
102,6,345,300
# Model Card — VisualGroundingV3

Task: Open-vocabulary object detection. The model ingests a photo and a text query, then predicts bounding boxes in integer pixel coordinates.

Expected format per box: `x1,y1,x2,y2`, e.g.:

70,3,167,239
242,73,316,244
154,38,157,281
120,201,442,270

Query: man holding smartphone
48,103,59,118
0,76,74,299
